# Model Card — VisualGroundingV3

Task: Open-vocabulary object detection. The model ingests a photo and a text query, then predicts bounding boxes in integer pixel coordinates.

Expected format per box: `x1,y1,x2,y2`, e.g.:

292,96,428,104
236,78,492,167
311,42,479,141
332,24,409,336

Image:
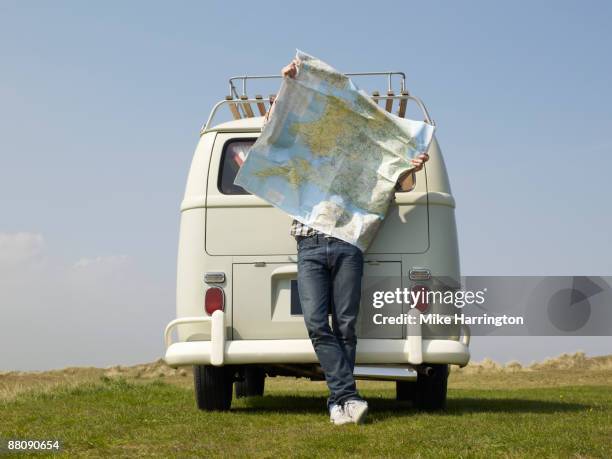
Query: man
264,59,430,425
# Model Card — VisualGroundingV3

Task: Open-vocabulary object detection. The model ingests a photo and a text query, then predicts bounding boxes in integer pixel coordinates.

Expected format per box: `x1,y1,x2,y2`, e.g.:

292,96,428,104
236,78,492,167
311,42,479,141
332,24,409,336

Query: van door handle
271,265,298,277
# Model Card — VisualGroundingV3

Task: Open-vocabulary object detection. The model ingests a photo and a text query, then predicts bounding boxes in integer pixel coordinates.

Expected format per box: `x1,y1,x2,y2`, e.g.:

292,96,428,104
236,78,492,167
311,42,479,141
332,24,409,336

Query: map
234,50,436,251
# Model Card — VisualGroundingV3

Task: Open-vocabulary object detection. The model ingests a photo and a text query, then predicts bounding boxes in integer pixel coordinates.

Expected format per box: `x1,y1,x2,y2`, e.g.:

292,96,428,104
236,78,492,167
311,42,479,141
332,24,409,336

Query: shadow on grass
444,397,589,415
235,395,589,417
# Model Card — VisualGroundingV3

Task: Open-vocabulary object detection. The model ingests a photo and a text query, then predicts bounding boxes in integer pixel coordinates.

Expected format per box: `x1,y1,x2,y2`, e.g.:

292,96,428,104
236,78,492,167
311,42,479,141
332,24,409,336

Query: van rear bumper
164,311,470,368
165,338,470,367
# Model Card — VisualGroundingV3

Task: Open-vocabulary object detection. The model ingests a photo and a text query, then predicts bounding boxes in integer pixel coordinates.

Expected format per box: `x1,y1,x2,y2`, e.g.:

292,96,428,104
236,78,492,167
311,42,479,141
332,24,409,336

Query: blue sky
1,1,610,370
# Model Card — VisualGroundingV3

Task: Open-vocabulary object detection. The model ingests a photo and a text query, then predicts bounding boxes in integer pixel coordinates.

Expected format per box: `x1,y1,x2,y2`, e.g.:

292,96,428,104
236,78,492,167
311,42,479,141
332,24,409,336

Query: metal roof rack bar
228,71,407,98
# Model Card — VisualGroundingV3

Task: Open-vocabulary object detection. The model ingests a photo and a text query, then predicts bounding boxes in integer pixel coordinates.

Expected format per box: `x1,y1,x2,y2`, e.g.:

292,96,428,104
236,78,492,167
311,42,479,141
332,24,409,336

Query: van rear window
218,139,256,195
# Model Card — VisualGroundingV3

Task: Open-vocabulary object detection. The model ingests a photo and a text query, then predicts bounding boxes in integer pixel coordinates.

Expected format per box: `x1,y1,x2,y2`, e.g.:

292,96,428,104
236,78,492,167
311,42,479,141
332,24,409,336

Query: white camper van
163,72,470,411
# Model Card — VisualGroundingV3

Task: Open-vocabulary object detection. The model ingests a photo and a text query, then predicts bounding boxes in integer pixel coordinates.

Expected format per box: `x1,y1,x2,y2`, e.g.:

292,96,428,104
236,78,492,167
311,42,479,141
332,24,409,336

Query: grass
1,360,611,458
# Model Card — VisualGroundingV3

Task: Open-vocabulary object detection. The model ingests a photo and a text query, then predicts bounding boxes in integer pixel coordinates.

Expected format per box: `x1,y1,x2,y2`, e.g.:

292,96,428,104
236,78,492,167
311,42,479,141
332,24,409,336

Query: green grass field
1,355,611,458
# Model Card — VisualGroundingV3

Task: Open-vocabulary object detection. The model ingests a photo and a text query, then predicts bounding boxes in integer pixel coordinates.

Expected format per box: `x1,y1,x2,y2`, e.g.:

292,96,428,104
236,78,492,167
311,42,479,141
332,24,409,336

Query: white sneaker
329,404,352,425
343,399,368,424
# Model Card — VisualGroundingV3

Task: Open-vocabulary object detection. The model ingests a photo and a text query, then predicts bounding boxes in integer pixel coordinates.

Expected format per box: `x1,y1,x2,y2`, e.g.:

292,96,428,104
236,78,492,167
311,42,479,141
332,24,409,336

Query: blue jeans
296,233,365,411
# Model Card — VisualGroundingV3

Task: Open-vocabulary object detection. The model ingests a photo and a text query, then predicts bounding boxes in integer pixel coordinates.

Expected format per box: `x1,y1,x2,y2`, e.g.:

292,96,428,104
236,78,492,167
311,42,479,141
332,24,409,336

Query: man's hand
410,153,430,173
282,59,299,78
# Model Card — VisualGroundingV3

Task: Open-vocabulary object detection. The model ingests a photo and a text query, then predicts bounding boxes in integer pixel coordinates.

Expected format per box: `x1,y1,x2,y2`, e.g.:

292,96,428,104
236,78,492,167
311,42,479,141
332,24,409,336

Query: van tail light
412,285,430,313
205,287,225,315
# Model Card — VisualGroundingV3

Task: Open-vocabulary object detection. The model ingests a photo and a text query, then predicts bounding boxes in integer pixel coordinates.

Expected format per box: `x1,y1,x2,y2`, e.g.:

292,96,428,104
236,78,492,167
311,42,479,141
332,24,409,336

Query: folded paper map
234,50,436,251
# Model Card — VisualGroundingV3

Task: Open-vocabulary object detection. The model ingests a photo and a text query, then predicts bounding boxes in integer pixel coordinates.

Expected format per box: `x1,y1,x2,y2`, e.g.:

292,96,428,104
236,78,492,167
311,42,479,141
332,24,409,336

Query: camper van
163,72,470,411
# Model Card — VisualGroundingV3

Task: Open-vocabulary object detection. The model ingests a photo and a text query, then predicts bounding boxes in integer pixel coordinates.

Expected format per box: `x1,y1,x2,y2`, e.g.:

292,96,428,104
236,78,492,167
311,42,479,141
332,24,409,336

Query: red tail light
205,287,225,315
412,285,430,312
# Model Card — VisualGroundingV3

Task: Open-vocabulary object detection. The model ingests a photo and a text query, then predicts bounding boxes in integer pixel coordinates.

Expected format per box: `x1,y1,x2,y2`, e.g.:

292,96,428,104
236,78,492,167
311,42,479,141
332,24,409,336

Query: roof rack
201,71,433,133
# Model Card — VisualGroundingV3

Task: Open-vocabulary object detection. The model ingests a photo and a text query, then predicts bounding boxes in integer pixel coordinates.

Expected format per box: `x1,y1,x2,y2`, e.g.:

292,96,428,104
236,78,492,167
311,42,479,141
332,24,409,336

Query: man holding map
235,51,432,425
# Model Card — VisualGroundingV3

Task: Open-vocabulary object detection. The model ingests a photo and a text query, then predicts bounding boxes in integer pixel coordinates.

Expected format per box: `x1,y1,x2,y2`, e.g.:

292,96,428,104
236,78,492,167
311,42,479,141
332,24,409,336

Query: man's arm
396,153,430,191
396,170,416,192
263,59,299,125
263,96,276,124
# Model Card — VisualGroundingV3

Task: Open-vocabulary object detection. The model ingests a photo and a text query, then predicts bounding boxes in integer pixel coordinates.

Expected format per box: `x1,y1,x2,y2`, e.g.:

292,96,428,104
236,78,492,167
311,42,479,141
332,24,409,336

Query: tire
235,366,266,398
193,365,234,411
414,364,449,411
396,380,417,402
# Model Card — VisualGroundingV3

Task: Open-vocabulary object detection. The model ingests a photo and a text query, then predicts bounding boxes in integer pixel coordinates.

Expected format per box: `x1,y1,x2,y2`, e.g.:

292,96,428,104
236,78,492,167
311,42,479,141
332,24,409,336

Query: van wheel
414,364,449,411
396,380,416,402
235,366,266,398
193,365,234,411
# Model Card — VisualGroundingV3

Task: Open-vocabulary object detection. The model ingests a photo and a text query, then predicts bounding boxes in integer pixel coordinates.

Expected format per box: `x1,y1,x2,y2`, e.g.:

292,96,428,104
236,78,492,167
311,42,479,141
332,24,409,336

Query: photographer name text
372,313,524,326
